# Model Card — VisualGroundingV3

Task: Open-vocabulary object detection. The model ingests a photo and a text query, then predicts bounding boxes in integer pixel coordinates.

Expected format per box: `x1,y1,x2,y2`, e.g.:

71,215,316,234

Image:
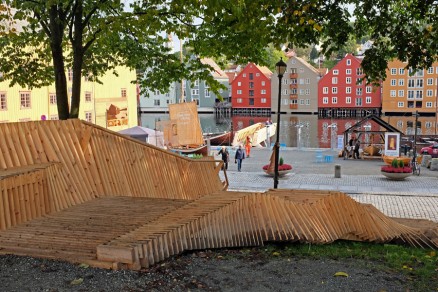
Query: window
261,81,265,86
121,88,127,98
355,97,362,106
333,69,339,75
300,99,305,105
416,79,423,87
85,92,92,102
332,87,338,94
0,92,6,110
191,89,199,95
332,77,338,84
154,99,160,106
346,59,351,66
346,96,351,104
391,68,397,75
249,98,254,105
391,79,396,86
356,68,363,75
281,89,288,95
356,78,363,85
399,79,404,86
238,82,241,86
399,68,405,75
366,86,372,93
426,102,433,107
299,89,305,95
50,115,58,120
237,90,242,94
427,67,434,74
249,82,254,88
256,73,260,77
261,98,267,103
332,97,337,104
427,89,433,97
408,90,414,99
398,102,404,107
194,80,199,87
305,78,310,84
261,89,266,94
427,78,434,85
205,89,210,97
390,90,396,97
306,99,310,105
305,89,310,95
249,90,254,96
154,90,160,95
346,77,351,84
346,69,351,75
299,78,304,84
85,112,92,123
346,87,351,94
366,96,371,103
408,79,415,87
356,88,362,95
323,87,328,94
20,92,31,109
398,90,404,97
323,97,328,104
237,98,242,103
416,90,423,99
249,73,254,80
291,79,297,84
299,68,304,73
49,93,57,105
282,79,288,85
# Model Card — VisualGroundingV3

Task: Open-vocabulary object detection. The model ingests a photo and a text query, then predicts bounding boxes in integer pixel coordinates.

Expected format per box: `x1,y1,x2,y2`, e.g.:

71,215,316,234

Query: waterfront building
231,62,272,115
0,66,138,130
318,53,381,118
271,56,321,115
381,59,438,117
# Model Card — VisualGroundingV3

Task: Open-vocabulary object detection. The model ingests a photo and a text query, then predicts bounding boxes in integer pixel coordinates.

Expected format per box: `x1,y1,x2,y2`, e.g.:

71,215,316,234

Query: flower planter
264,169,292,177
381,171,411,180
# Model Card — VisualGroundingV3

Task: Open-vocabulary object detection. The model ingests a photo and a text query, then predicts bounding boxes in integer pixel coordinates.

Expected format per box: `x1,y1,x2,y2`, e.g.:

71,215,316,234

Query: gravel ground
0,248,417,292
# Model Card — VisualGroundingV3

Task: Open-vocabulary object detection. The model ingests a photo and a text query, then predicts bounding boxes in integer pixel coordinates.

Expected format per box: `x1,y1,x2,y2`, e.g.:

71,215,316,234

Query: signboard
337,135,344,150
384,132,400,156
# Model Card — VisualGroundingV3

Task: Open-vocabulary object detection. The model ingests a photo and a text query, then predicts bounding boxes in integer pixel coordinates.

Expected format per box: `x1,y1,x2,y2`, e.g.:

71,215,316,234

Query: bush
279,157,284,166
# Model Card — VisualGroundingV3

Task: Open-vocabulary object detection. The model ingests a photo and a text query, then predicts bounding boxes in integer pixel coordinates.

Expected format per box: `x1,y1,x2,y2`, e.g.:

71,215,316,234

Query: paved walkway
215,147,438,223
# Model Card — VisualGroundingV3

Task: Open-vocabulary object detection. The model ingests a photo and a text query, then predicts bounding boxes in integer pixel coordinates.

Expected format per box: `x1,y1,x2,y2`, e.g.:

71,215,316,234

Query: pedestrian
245,136,252,158
235,145,245,172
217,146,229,170
354,138,361,159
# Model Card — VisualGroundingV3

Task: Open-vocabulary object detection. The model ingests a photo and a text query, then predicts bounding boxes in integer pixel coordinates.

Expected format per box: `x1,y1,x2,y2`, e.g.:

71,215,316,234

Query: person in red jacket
245,136,252,158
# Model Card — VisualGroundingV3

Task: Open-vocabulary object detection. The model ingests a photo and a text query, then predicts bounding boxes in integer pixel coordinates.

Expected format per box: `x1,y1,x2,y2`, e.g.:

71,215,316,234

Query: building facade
0,66,138,130
318,54,381,118
271,56,321,115
230,63,272,115
381,59,438,116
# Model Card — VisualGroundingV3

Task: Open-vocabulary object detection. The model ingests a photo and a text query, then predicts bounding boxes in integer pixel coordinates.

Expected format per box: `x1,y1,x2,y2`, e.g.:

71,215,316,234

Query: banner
384,132,400,156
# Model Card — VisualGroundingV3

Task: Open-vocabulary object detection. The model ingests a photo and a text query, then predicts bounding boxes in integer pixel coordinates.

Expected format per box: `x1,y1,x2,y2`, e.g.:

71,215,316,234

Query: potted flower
381,158,412,180
262,157,293,176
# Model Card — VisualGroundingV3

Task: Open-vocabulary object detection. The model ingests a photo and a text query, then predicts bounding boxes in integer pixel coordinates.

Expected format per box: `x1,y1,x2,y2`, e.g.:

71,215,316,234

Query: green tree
1,1,436,119
310,46,319,61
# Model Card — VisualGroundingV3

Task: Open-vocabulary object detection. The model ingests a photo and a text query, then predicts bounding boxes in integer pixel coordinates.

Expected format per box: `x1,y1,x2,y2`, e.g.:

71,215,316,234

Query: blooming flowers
380,165,412,173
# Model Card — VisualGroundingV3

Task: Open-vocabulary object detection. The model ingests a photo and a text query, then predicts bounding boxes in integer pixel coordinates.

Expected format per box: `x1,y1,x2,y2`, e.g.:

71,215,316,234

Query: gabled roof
255,65,273,78
343,114,403,135
289,56,320,75
200,58,228,79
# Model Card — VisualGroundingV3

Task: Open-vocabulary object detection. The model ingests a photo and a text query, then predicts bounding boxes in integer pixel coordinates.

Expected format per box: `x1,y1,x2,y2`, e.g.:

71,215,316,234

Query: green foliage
279,157,284,166
391,159,399,168
398,159,404,168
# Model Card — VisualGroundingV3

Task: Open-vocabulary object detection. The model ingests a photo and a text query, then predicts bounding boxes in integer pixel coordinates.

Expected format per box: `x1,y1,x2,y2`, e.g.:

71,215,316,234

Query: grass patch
254,241,437,291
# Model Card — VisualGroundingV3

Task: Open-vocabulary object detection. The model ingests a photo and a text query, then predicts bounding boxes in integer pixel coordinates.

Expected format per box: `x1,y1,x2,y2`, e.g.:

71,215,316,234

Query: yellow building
0,66,138,130
382,59,438,115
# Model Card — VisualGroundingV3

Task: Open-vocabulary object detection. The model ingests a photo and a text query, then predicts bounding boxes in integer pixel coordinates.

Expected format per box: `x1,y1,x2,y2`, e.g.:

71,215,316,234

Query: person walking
235,145,245,172
217,146,229,170
354,138,361,159
245,136,252,158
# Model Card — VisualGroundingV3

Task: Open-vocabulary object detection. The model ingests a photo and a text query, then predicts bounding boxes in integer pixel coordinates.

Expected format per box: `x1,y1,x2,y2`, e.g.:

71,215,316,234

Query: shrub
279,157,284,166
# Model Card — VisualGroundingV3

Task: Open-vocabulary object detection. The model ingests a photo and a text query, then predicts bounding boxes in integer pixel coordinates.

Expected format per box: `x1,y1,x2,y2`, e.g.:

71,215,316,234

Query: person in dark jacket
354,138,361,159
217,146,229,170
234,145,245,172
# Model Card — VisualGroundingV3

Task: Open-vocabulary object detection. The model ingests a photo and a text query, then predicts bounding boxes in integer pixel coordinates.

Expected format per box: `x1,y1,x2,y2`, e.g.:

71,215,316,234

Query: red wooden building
230,63,272,115
318,54,381,118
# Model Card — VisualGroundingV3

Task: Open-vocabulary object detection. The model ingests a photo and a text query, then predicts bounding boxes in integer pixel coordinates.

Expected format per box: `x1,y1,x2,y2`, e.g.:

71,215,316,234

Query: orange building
382,59,438,116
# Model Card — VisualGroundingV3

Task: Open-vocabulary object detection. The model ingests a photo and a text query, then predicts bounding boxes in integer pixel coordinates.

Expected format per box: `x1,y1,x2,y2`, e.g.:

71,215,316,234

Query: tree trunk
49,5,69,120
70,1,84,119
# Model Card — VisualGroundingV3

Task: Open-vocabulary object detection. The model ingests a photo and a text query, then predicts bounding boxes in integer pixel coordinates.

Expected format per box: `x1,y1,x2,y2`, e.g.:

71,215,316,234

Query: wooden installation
0,120,436,271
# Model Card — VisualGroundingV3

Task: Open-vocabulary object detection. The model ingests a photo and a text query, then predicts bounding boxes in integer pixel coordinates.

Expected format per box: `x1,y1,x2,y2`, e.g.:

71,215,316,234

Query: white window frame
323,87,328,94
20,92,31,109
332,97,337,104
398,102,404,107
365,96,371,104
333,69,339,75
346,96,351,104
323,97,328,104
332,87,338,94
0,92,6,110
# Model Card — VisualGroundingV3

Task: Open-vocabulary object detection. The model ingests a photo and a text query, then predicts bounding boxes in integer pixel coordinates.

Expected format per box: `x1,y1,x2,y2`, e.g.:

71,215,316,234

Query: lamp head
275,58,287,77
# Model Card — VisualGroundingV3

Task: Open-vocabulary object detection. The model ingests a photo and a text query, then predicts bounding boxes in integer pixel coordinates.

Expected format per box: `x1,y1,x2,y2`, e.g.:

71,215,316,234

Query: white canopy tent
118,126,165,148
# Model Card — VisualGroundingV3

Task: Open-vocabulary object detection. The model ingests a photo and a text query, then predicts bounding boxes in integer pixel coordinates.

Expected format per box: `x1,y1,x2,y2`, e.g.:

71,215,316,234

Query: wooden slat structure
0,120,436,270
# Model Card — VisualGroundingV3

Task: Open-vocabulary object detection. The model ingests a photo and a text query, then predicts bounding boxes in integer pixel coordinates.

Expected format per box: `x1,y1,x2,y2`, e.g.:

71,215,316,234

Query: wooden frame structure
0,120,436,270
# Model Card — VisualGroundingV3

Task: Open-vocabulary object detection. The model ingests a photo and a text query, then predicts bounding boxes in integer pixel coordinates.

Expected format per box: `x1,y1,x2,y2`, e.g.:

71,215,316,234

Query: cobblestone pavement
215,147,438,223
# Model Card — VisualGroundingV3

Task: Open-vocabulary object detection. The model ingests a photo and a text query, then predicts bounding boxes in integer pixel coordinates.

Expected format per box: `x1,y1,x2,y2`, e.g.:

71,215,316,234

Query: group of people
347,137,361,159
217,145,246,171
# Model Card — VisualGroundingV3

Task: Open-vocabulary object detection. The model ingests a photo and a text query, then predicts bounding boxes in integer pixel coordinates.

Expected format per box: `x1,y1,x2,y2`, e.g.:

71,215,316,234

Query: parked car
420,143,438,157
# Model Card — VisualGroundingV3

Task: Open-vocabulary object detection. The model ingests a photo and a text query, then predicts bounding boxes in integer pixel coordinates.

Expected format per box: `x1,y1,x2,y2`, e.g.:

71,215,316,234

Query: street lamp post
274,58,287,189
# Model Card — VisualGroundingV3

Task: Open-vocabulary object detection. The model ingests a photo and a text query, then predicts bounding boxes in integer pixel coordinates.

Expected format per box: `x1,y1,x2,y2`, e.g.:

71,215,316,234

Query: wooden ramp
0,190,435,270
0,120,436,271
